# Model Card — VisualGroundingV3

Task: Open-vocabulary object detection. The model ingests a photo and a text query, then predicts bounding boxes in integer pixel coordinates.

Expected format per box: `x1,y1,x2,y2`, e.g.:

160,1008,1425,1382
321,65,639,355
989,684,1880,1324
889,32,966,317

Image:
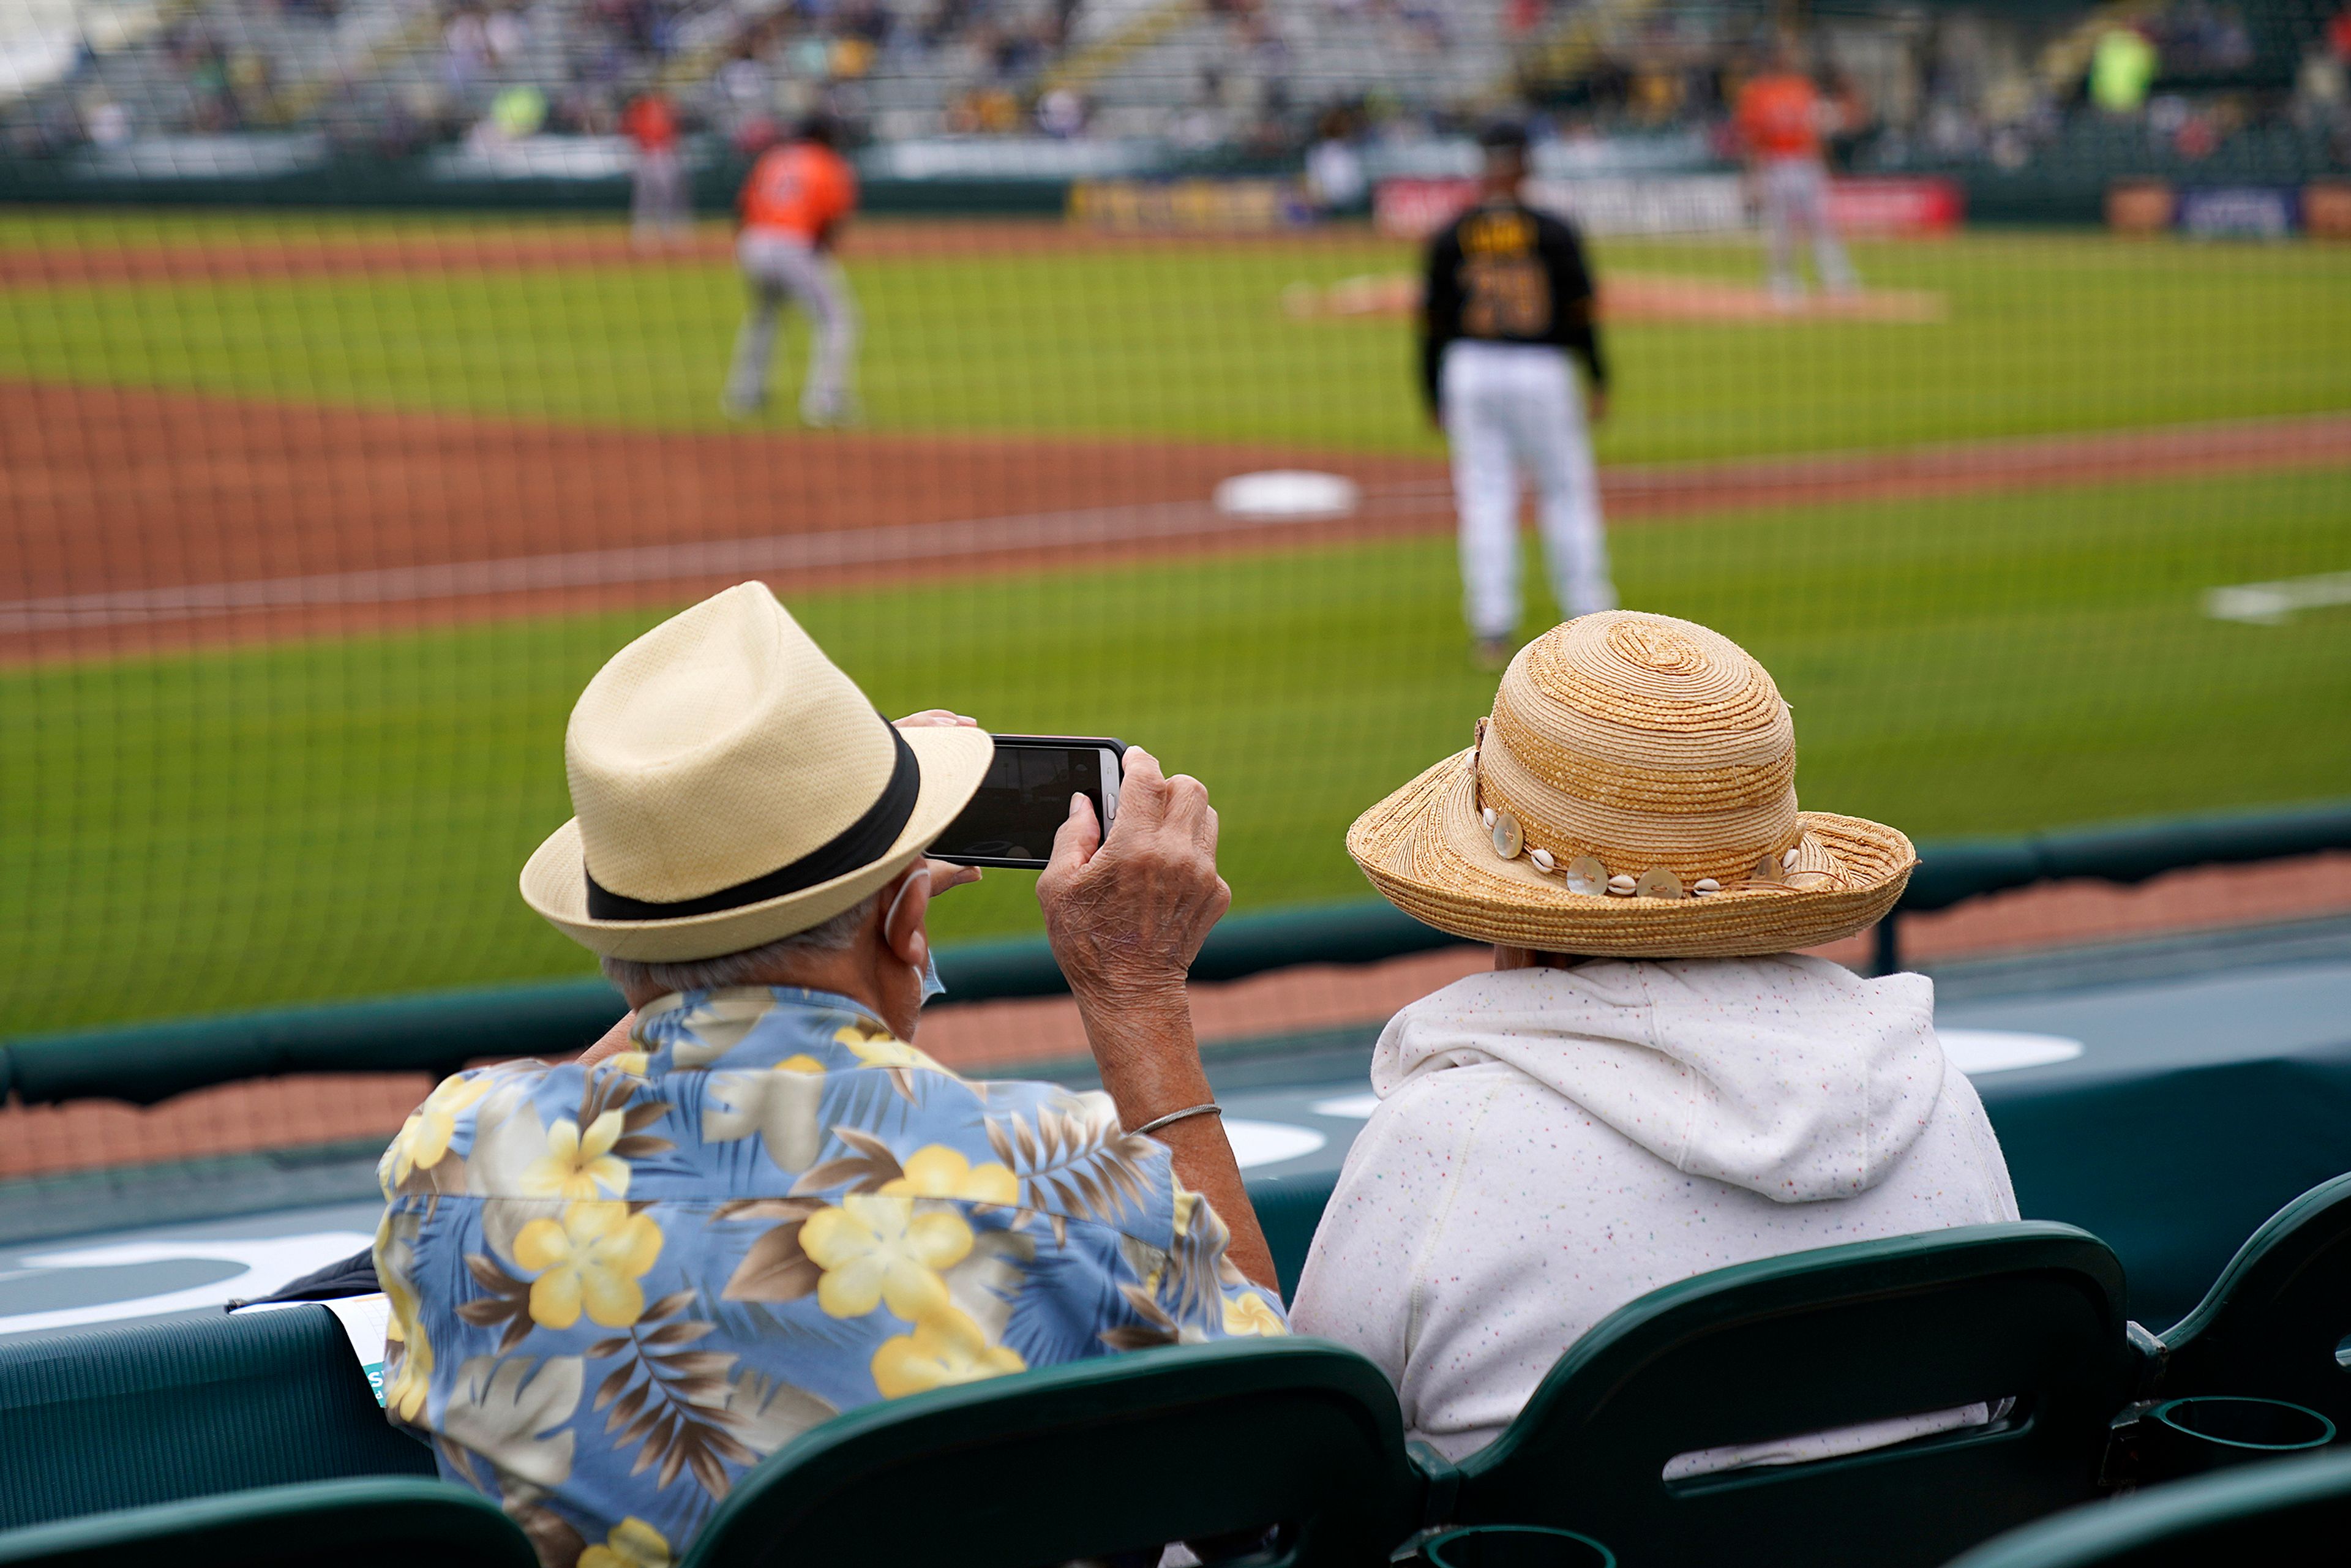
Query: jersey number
1461,256,1551,337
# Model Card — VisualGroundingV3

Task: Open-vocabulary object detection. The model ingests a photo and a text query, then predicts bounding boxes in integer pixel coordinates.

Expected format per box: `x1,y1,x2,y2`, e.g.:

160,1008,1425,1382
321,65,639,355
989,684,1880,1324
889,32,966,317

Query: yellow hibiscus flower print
1222,1291,1288,1338
606,1051,651,1078
778,1054,825,1075
871,1305,1027,1399
520,1111,632,1201
513,1201,664,1329
579,1517,670,1568
834,1026,950,1076
800,1194,972,1321
878,1145,1018,1204
1172,1179,1201,1240
383,1275,433,1422
386,1073,493,1185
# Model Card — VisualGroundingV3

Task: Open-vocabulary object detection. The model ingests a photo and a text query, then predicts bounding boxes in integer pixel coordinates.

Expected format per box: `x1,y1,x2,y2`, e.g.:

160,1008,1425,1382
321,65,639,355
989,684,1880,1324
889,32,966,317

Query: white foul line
2204,570,2351,626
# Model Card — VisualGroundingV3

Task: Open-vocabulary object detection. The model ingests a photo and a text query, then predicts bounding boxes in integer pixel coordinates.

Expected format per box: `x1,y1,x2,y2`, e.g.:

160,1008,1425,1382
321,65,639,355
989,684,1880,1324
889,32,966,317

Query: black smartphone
928,735,1126,869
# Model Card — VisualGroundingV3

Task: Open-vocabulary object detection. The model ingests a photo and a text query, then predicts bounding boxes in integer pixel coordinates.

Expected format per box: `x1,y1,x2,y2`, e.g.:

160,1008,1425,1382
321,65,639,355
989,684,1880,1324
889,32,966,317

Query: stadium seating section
6,0,2344,203
1433,1225,2140,1567
9,1183,2351,1565
2151,1171,2351,1428
683,1338,1423,1568
0,1480,538,1568
0,1307,431,1534
1944,1449,2351,1568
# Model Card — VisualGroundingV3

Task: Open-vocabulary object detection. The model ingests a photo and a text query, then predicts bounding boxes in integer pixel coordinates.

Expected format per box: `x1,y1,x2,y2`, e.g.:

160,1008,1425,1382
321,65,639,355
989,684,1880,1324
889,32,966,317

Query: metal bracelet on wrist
1129,1103,1223,1139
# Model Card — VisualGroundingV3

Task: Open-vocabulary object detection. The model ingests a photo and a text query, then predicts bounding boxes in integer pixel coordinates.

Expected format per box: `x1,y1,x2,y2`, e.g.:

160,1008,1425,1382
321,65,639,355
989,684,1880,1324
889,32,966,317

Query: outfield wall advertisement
1374,175,1965,240
2107,179,2351,238
1067,177,1304,233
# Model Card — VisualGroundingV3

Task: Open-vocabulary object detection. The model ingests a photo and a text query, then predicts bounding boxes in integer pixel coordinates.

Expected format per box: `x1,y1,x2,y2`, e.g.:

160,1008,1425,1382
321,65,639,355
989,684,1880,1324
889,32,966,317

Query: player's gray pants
631,149,688,242
726,231,856,421
1442,340,1615,638
1759,156,1856,297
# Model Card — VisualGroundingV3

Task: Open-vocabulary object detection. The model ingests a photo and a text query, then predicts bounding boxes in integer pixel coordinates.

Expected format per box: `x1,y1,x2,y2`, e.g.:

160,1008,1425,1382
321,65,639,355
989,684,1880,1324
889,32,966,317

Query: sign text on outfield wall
2108,181,2351,239
1068,178,1307,233
1373,176,1963,240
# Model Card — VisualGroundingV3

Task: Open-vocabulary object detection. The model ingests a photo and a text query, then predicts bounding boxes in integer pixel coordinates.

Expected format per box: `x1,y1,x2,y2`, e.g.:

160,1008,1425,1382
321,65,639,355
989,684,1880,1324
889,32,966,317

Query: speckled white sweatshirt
1288,955,2019,1460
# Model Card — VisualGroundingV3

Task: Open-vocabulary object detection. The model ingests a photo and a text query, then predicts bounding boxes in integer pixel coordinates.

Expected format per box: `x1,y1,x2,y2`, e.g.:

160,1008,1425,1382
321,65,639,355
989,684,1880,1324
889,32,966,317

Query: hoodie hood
1373,955,1944,1203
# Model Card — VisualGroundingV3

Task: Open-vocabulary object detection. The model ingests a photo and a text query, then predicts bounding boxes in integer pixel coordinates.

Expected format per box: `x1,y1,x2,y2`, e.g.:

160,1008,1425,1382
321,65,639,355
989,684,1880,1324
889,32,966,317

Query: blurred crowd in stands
7,0,2349,185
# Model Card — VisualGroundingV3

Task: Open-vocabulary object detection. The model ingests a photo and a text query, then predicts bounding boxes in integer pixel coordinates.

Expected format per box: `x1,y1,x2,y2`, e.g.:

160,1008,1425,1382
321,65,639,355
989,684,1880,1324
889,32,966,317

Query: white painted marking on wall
0,1231,373,1337
1224,1119,1327,1169
1308,1092,1382,1120
1941,1029,2085,1075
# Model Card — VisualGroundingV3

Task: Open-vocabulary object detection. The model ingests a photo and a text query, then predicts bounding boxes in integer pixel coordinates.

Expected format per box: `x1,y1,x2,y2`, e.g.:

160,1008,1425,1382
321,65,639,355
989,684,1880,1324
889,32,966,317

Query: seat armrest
1409,1441,1463,1531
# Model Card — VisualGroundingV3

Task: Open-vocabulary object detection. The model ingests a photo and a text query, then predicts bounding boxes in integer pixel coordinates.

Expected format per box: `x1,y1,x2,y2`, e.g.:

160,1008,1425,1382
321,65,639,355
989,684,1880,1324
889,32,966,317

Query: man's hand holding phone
1037,749,1273,1289
1037,747,1229,1019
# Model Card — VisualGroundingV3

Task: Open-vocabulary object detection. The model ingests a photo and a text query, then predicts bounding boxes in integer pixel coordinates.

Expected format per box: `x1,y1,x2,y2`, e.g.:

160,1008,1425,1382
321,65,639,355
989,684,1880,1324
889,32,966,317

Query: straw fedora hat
1348,611,1914,957
521,582,993,961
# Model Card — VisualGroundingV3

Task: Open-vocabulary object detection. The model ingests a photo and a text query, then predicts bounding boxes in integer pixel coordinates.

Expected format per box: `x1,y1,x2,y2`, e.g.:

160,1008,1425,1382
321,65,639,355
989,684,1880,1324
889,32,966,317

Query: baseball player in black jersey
1423,121,1616,668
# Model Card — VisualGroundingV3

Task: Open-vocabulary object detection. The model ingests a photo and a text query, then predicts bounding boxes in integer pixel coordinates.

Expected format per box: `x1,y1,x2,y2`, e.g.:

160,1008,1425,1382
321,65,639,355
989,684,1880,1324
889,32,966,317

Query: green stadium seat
1431,1224,2140,1568
2155,1172,2351,1430
0,1308,432,1531
678,1338,1422,1568
1941,1449,2351,1568
0,1479,535,1568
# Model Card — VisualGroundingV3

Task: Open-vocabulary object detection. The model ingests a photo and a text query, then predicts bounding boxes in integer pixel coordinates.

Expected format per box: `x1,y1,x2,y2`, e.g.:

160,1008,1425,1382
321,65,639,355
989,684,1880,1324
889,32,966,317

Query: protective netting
1,0,2347,1074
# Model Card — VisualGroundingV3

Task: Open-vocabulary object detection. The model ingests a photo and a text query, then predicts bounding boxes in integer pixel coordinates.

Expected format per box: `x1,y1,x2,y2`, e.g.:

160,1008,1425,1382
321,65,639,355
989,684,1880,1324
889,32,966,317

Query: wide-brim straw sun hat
522,581,993,961
1348,611,1914,958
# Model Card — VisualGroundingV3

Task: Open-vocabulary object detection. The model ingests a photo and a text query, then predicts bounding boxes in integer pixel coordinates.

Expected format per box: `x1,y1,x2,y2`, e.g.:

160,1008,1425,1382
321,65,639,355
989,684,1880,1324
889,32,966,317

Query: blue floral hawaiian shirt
375,986,1288,1568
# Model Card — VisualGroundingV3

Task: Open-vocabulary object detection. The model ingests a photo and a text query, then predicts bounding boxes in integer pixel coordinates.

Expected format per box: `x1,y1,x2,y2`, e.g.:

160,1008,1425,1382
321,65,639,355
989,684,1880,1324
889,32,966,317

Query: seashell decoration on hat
1347,612,1917,958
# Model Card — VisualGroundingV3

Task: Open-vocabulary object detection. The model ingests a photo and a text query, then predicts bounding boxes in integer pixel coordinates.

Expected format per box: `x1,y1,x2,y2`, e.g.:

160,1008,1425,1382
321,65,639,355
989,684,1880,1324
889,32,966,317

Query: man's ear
880,865,932,969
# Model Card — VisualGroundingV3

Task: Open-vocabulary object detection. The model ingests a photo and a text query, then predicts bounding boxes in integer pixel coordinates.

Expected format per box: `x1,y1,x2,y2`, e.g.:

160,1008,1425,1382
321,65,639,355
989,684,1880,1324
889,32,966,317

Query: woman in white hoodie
1290,611,2018,1463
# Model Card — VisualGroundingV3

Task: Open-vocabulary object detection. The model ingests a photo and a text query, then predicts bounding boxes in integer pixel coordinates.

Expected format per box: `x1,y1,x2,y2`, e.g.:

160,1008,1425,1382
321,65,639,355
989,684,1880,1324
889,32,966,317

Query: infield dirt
6,377,2345,662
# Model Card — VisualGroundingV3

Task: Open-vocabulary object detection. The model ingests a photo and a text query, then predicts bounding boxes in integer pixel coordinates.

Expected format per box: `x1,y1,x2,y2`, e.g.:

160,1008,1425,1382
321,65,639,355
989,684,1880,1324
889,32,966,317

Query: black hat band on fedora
584,722,920,921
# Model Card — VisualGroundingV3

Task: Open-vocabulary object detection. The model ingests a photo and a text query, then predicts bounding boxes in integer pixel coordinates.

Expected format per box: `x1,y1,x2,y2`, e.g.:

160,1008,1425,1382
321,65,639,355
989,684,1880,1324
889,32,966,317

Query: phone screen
929,738,1124,868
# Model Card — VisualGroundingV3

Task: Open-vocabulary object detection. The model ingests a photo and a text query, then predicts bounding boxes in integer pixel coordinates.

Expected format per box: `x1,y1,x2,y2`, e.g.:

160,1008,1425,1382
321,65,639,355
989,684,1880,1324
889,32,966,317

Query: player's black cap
1475,119,1531,154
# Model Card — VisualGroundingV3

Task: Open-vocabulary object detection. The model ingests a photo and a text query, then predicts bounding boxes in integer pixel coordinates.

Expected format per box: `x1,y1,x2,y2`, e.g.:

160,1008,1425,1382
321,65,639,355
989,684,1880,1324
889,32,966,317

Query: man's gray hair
599,891,880,997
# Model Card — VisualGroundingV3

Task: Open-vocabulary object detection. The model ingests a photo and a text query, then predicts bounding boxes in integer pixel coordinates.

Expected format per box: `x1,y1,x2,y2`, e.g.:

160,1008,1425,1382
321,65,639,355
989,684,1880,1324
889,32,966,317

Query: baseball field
2,211,2347,1032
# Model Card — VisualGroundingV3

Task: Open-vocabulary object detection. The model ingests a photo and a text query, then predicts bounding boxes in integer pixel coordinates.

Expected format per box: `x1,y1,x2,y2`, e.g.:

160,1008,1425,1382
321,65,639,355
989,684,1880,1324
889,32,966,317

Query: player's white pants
726,230,857,422
631,148,688,242
1758,156,1856,297
1442,340,1615,638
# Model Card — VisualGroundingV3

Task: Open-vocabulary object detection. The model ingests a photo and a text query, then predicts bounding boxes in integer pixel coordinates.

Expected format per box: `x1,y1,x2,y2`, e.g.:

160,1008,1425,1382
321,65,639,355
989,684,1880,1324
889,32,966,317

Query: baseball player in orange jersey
622,89,688,250
1733,39,1858,304
723,116,859,426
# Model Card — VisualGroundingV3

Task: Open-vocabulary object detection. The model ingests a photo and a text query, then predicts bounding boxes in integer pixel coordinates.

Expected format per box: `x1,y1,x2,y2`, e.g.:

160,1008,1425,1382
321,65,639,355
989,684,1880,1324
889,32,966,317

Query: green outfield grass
4,211,2348,1033
6,462,2345,1032
1,217,2347,462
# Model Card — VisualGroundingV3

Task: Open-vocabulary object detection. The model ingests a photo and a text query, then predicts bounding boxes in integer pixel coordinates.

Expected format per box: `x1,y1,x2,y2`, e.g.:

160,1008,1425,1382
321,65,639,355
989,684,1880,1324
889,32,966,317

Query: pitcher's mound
1607,274,1946,322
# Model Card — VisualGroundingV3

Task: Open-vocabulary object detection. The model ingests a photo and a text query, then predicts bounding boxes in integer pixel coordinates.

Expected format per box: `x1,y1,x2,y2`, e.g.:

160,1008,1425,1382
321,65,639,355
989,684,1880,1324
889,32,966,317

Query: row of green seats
1946,1449,2351,1568
6,1175,2351,1567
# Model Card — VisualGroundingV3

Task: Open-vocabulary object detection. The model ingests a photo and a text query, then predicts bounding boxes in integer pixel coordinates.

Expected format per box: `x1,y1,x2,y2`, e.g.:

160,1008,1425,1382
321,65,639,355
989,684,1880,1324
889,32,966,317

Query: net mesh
1,0,2347,1177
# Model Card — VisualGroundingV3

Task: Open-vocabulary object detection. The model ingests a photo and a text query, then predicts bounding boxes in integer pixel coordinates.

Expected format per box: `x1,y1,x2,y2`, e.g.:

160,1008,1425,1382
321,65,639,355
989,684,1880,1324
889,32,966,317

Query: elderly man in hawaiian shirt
377,583,1284,1568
